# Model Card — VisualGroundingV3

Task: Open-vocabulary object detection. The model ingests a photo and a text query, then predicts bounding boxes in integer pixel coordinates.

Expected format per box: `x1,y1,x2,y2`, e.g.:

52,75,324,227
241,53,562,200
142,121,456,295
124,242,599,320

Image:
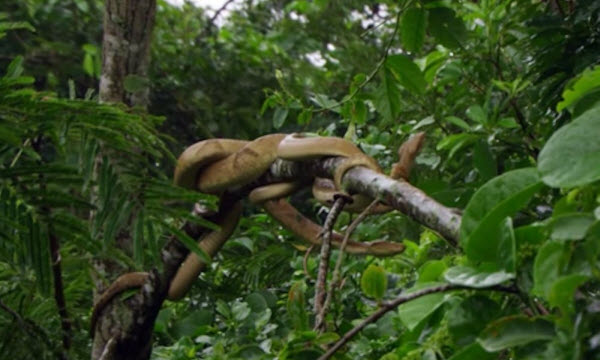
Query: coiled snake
91,133,424,334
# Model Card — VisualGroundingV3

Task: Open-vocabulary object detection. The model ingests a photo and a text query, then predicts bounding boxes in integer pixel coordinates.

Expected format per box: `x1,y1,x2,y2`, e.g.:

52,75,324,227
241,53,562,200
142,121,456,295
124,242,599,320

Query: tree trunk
91,1,157,358
99,0,156,106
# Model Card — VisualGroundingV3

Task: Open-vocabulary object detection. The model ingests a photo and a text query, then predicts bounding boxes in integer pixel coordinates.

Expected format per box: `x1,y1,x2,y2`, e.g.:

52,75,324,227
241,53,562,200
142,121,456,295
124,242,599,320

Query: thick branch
91,198,238,360
267,158,461,244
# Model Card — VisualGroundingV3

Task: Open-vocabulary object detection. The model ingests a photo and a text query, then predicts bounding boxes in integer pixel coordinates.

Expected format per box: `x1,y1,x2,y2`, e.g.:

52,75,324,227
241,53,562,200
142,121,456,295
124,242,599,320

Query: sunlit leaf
538,106,600,188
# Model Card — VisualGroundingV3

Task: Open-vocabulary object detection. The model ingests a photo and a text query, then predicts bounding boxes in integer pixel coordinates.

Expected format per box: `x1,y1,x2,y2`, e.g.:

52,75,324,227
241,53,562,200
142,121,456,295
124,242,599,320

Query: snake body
92,133,416,335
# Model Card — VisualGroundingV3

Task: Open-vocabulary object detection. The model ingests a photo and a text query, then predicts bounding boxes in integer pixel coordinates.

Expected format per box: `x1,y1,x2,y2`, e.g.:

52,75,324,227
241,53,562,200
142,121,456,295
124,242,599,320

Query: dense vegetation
1,0,600,359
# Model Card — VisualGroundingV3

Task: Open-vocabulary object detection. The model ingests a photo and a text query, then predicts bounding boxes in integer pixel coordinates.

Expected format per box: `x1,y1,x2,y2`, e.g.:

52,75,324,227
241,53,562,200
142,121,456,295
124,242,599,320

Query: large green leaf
538,106,600,188
397,283,448,331
448,295,500,346
548,274,589,315
473,140,497,181
557,65,600,112
461,168,543,264
478,316,555,352
428,7,467,49
386,54,427,95
374,68,402,123
401,7,426,53
532,241,568,298
445,266,514,288
549,213,595,241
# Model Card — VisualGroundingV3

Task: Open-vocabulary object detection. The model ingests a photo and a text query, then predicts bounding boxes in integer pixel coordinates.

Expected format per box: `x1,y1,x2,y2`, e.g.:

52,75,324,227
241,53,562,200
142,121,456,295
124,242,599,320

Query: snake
91,133,419,335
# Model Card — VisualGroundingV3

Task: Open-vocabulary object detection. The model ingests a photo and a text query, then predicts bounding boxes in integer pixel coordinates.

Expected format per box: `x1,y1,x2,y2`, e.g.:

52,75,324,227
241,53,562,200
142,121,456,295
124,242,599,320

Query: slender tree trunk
91,1,157,358
99,0,156,106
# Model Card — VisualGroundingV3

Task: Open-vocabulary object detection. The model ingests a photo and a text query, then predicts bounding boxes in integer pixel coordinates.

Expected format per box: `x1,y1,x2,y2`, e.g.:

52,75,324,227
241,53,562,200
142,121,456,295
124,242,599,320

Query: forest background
1,0,600,359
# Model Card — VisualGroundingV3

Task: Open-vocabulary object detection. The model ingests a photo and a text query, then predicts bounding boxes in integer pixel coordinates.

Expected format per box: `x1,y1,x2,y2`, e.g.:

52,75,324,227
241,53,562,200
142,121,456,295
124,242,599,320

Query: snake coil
91,133,424,335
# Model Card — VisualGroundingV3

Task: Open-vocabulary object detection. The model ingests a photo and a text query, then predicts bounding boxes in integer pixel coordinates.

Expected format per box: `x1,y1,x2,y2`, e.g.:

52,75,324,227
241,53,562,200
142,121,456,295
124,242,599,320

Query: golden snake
91,133,424,334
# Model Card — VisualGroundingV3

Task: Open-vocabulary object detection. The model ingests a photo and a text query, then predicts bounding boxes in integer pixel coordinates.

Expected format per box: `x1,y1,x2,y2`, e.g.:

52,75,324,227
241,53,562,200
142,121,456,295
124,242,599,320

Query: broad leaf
532,241,568,298
386,54,427,95
461,168,543,264
549,213,595,241
448,295,500,346
538,106,600,188
557,65,600,112
445,266,514,288
473,140,497,181
273,107,289,128
397,283,448,331
361,264,387,300
428,7,467,49
401,7,426,53
548,274,589,315
374,68,402,122
478,316,555,352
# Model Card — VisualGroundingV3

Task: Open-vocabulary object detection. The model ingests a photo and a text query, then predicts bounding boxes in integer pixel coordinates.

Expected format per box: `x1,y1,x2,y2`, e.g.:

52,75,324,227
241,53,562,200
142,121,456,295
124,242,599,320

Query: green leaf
386,54,427,95
350,100,367,125
514,223,547,246
273,107,289,129
437,133,480,159
374,68,402,123
477,316,555,352
360,264,387,300
314,332,340,345
232,301,251,321
461,168,543,264
397,283,448,331
83,53,94,77
246,292,268,312
171,309,213,338
417,260,447,283
448,295,500,346
287,281,308,331
557,65,600,112
445,266,514,288
473,140,497,181
549,213,595,241
466,105,488,126
538,106,600,188
532,241,568,298
5,56,24,78
401,7,427,53
445,116,472,131
123,74,149,93
428,7,467,49
548,274,589,315
448,343,495,360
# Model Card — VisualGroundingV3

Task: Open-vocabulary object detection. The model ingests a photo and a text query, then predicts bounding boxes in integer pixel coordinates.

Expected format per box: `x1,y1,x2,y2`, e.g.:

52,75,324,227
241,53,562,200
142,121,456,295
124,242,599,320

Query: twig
303,245,315,279
202,0,236,36
313,6,406,113
321,199,380,323
318,284,518,360
314,197,347,332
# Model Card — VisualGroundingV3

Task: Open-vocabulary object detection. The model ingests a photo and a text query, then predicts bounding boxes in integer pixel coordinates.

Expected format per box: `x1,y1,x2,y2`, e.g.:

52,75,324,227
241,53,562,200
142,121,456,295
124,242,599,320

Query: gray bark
99,0,156,106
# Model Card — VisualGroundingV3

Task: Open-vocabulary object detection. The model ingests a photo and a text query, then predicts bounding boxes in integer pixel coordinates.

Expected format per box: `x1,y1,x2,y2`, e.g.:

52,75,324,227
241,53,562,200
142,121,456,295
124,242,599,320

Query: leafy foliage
1,0,600,359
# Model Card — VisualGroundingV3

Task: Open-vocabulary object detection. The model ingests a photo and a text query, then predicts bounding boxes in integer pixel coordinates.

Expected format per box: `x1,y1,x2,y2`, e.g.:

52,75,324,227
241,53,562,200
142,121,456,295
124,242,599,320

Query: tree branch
321,199,380,327
314,197,346,332
318,284,518,360
267,158,461,244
